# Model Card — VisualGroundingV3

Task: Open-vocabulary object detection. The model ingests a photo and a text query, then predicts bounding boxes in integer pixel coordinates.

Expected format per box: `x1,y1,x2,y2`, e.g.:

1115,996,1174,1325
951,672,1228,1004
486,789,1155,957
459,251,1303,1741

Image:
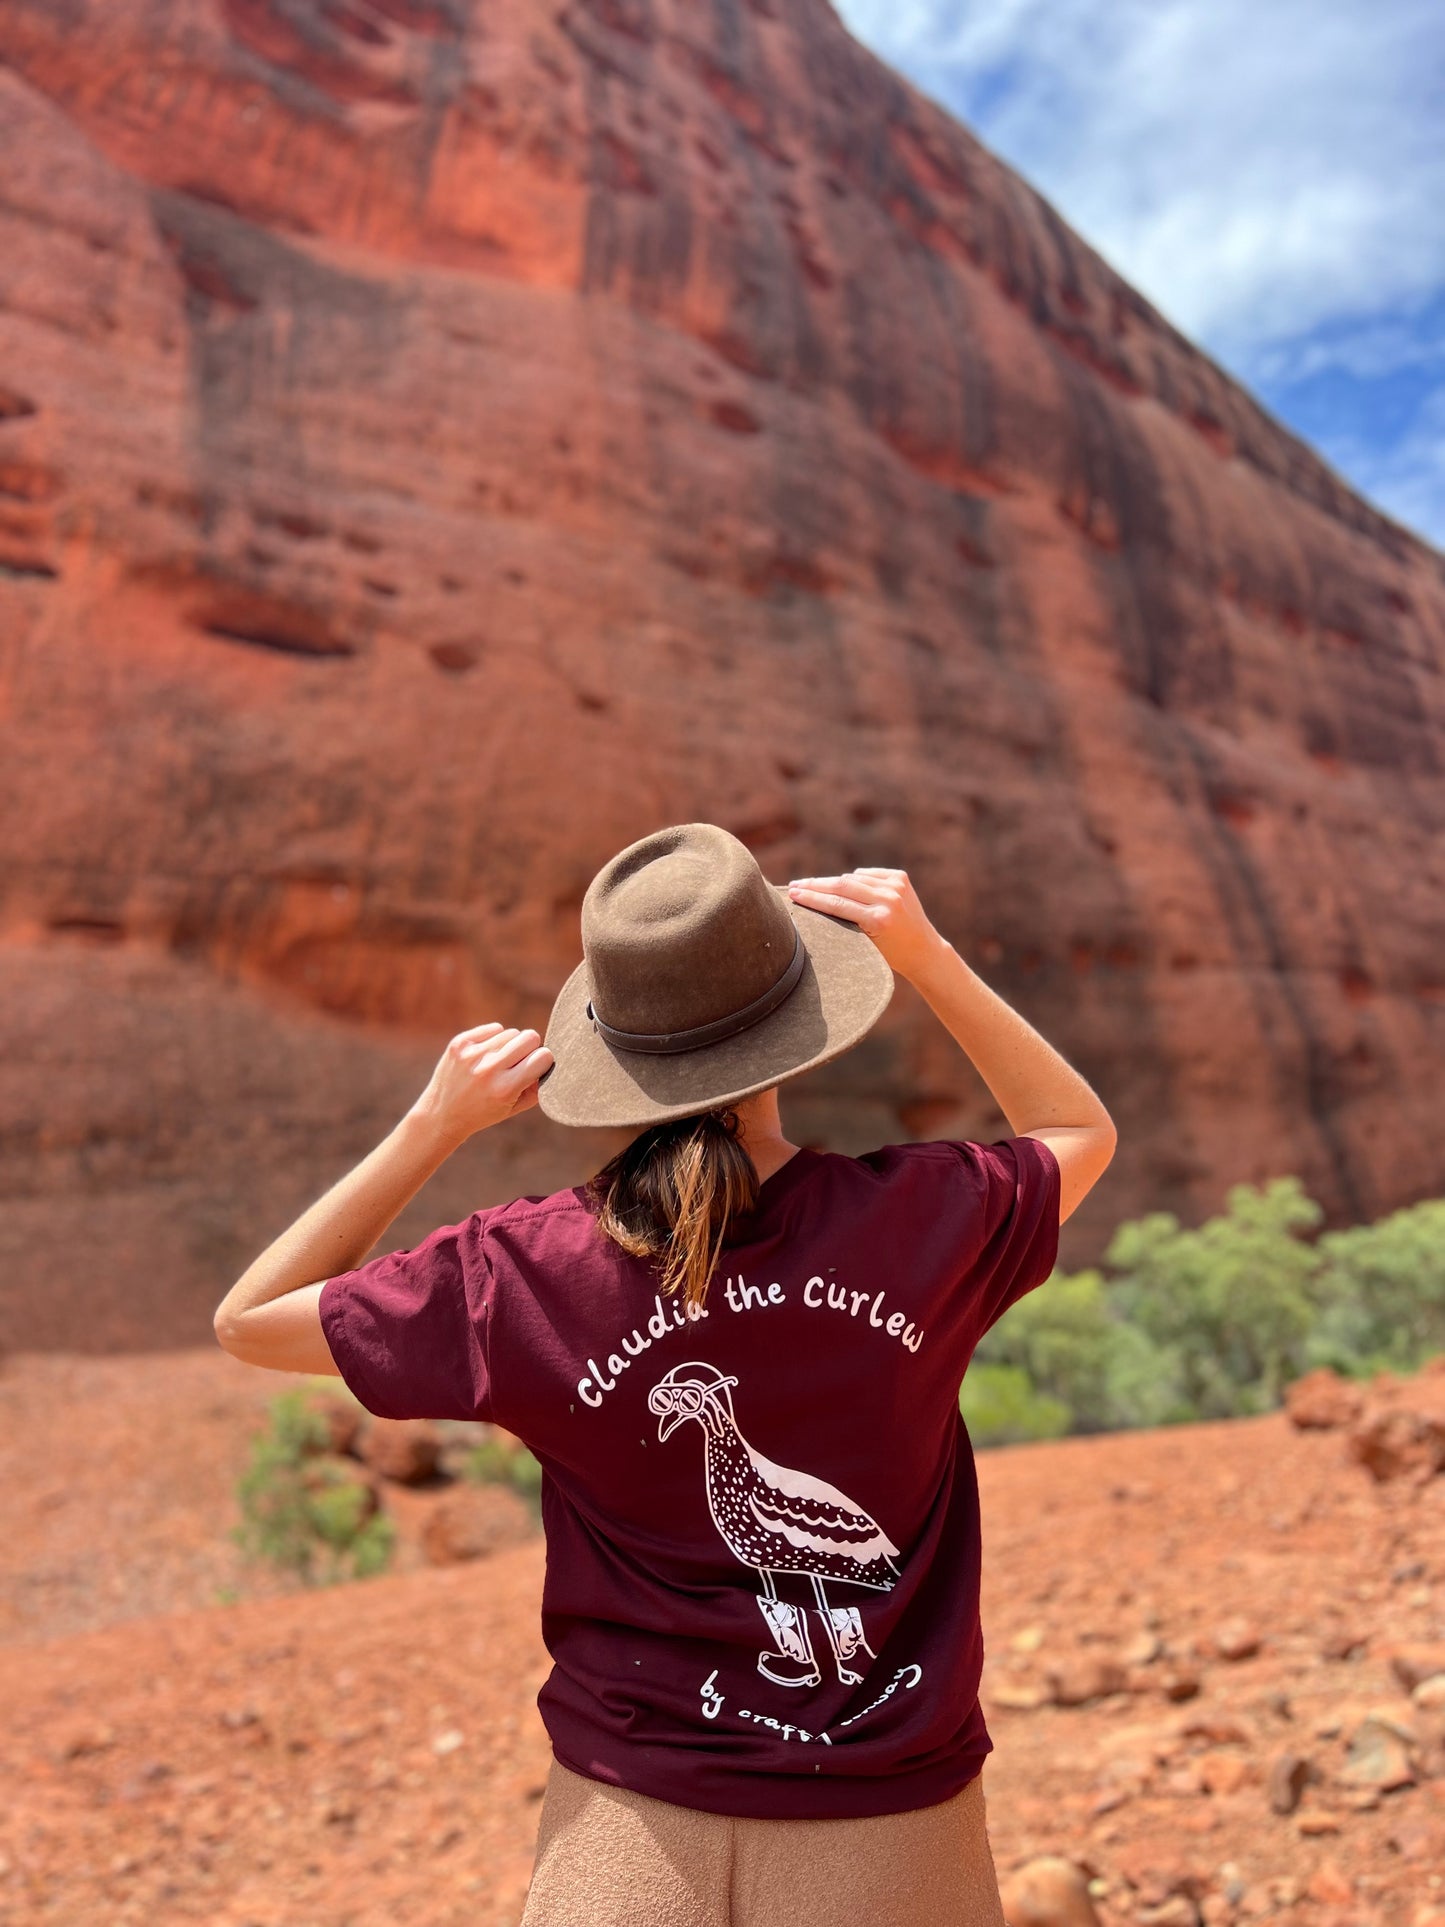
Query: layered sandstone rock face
1,0,1441,1349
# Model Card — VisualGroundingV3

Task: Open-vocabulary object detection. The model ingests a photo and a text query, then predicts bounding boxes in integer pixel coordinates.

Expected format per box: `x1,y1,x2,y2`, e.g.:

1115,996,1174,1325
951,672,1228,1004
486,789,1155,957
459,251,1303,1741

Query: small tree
232,1384,395,1586
972,1266,1189,1435
962,1173,1443,1444
1104,1176,1325,1416
1306,1198,1445,1376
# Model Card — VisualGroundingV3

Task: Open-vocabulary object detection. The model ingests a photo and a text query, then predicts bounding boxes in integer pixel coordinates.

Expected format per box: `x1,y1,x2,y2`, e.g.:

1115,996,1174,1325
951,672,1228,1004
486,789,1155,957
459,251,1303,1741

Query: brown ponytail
590,1109,759,1316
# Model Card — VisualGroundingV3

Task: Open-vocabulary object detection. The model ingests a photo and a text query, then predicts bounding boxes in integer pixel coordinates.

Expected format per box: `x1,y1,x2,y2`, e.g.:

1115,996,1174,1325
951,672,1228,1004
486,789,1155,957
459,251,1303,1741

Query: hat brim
536,890,895,1129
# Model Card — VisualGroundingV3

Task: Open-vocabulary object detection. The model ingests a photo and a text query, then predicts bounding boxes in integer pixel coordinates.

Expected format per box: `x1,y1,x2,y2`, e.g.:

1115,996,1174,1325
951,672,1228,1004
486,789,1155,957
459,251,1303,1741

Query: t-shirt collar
724,1144,820,1238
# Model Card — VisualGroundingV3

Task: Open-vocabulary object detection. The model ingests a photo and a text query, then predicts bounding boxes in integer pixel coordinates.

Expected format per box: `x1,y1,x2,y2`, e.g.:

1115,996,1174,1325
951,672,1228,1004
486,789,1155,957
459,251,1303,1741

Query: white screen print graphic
648,1362,902,1690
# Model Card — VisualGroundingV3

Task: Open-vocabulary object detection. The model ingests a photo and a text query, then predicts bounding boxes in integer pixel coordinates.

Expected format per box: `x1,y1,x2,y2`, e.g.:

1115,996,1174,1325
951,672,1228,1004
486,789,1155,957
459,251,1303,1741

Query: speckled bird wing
744,1444,901,1559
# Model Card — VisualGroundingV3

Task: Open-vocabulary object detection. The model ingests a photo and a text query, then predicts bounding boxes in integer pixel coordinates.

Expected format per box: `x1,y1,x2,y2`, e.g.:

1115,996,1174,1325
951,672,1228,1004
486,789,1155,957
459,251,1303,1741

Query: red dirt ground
2,1349,1444,1925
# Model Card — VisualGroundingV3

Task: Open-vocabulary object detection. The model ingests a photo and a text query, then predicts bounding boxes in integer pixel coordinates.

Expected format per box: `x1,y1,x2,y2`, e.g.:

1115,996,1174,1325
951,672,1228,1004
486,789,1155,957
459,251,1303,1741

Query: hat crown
582,824,797,1041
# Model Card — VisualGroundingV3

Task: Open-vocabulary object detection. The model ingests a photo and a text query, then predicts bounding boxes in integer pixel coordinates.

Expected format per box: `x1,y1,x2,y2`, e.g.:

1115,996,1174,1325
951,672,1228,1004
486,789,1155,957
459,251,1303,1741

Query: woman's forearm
907,935,1114,1139
214,1105,459,1335
213,1022,551,1370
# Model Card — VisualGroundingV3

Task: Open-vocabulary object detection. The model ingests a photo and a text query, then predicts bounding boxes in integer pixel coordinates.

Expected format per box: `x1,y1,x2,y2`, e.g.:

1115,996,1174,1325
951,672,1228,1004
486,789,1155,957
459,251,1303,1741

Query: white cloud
1251,308,1445,387
834,0,1445,379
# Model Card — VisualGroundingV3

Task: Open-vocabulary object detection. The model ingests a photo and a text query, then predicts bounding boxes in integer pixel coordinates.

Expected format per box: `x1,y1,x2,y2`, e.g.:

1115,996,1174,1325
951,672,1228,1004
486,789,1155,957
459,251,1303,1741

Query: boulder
1284,1368,1364,1431
302,1390,364,1458
359,1419,442,1486
419,1485,538,1566
1347,1407,1445,1483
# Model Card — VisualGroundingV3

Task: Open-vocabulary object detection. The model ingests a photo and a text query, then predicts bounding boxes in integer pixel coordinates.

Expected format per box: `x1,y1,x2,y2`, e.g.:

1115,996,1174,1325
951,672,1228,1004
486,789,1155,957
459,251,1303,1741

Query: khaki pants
520,1756,1008,1927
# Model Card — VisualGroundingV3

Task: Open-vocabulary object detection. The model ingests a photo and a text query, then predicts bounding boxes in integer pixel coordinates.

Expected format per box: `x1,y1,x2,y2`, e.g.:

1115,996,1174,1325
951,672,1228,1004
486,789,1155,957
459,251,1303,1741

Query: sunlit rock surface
1,0,1441,1348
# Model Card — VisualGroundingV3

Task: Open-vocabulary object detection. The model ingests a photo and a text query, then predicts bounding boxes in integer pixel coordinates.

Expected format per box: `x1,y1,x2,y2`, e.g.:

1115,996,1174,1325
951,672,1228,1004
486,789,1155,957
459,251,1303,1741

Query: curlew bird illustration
648,1361,902,1689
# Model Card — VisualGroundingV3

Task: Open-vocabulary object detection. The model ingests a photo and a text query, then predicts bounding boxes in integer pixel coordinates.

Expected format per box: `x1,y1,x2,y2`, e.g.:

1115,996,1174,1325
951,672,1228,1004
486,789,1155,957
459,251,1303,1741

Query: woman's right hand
408,1022,554,1146
786,869,948,983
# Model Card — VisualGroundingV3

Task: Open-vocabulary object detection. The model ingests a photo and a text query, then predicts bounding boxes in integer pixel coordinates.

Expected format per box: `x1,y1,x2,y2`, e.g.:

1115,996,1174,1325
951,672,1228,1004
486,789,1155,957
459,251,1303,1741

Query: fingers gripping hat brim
537,890,894,1129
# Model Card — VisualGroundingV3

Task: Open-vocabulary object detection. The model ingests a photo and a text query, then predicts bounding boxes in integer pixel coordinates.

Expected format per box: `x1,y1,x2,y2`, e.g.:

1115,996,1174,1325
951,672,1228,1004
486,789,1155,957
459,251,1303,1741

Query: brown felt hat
537,823,894,1129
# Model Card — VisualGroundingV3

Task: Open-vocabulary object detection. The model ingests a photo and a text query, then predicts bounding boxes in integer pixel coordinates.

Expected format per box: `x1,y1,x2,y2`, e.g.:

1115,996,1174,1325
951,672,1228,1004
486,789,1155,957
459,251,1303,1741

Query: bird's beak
657,1409,683,1442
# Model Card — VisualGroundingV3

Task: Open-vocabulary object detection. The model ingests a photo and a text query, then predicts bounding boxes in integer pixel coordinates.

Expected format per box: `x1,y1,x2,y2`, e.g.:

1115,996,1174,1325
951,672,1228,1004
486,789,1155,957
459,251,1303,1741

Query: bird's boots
756,1596,821,1688
820,1605,877,1684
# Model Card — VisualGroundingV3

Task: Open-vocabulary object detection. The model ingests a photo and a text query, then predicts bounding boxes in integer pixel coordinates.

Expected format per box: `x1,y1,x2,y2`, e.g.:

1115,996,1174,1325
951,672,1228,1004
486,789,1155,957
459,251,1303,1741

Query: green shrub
960,1362,1073,1447
1306,1199,1445,1377
972,1268,1170,1431
1104,1176,1326,1417
964,1173,1445,1444
463,1433,544,1515
232,1383,395,1586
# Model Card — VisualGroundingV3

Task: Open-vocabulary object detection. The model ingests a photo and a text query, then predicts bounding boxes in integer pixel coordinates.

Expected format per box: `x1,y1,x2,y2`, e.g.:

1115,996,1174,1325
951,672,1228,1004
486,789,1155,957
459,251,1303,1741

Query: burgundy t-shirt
318,1134,1061,1819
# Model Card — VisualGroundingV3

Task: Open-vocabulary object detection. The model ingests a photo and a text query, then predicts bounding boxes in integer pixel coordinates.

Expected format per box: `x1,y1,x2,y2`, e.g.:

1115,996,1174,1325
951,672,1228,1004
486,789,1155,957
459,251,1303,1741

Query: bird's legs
755,1569,821,1688
809,1574,877,1686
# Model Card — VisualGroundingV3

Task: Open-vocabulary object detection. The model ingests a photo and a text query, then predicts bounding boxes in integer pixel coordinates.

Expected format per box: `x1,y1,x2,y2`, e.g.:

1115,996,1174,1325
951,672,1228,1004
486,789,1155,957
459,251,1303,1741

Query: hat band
587,927,806,1056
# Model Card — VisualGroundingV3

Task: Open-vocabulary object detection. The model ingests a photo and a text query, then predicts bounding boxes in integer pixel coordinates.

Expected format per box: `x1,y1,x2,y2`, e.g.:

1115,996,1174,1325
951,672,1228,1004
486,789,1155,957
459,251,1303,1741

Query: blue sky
834,0,1445,551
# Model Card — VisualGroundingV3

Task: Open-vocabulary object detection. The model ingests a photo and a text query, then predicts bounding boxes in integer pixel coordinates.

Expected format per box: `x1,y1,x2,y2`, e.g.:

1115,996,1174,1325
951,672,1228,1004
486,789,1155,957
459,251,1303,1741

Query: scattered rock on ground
1197,1748,1252,1793
7,1349,1445,1921
1159,1665,1203,1702
1045,1655,1129,1707
1388,1643,1445,1693
999,1855,1101,1926
1321,1624,1370,1660
1121,1630,1162,1666
1305,1859,1355,1904
990,1679,1050,1710
1336,1710,1418,1790
1208,1616,1261,1661
1296,1810,1342,1835
1267,1749,1317,1813
1137,1901,1199,1927
1177,1711,1255,1746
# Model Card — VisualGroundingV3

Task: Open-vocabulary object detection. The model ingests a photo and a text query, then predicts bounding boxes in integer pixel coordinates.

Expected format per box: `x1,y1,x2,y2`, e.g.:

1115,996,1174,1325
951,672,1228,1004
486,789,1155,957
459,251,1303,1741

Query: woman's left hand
787,868,945,983
408,1023,555,1147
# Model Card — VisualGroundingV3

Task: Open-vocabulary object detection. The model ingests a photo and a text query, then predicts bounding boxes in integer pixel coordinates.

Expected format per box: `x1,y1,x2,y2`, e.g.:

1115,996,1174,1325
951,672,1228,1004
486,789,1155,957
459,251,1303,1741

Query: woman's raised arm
213,1022,552,1373
787,869,1116,1225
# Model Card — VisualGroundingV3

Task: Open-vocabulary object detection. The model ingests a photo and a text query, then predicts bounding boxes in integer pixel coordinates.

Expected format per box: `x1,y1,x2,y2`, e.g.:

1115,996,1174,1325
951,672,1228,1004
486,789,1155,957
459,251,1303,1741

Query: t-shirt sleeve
934,1134,1062,1336
317,1213,494,1423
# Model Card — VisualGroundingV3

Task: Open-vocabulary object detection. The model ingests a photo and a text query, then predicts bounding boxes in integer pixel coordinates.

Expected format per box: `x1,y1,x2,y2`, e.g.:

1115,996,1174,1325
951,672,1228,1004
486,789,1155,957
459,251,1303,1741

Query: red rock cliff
1,0,1442,1350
